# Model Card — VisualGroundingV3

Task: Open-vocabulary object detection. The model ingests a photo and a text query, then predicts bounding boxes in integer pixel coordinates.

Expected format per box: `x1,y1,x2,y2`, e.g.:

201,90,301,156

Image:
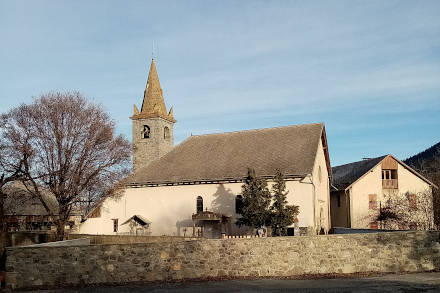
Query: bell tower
131,59,176,172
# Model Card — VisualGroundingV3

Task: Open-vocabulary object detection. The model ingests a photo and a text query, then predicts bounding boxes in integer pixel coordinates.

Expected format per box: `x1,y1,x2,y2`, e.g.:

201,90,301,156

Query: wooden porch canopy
192,211,229,222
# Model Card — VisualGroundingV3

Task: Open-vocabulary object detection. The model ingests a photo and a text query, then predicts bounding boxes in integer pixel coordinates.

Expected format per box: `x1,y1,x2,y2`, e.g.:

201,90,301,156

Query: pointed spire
141,59,168,116
133,104,139,115
131,59,176,122
168,107,174,118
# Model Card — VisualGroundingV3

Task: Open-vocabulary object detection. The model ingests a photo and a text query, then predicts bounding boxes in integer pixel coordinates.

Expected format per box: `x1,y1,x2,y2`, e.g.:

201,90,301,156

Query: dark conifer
270,170,299,236
236,168,271,228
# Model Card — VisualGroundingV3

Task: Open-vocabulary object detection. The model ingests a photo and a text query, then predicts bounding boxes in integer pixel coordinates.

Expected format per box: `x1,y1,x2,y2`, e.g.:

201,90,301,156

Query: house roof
332,156,387,190
128,122,329,185
332,155,438,191
3,181,59,216
121,215,151,226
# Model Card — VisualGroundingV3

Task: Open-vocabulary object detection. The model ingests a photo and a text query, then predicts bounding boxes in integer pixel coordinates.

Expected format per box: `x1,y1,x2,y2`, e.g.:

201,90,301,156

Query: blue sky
1,0,439,166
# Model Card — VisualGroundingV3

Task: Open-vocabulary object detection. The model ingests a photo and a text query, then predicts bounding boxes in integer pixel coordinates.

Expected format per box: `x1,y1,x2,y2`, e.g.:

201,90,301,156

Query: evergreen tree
270,170,299,236
236,168,271,228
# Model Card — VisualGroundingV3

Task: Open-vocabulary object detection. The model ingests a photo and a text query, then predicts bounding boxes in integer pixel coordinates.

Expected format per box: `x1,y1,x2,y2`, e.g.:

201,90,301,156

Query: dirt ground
13,271,440,293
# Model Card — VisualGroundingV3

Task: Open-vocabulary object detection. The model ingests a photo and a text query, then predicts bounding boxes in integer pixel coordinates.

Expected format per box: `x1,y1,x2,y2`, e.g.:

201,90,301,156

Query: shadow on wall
375,231,440,272
211,184,235,215
211,184,252,236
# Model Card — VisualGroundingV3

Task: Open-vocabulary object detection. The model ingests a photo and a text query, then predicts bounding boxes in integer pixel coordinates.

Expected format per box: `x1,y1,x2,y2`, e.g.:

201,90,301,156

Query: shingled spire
131,59,175,122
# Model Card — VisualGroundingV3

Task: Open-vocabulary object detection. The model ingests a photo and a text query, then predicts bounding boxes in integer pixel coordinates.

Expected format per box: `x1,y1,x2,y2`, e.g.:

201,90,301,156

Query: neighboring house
3,182,82,232
330,155,437,229
78,59,332,237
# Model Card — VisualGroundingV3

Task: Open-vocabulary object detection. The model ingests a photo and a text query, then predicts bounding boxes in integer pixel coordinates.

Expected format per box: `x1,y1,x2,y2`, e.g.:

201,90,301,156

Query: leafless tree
0,113,31,249
429,169,440,229
374,189,434,230
410,151,440,229
2,92,131,240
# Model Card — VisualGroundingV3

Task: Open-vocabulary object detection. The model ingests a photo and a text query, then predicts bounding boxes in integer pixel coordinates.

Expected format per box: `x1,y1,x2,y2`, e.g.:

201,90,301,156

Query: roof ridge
333,155,387,169
191,122,324,138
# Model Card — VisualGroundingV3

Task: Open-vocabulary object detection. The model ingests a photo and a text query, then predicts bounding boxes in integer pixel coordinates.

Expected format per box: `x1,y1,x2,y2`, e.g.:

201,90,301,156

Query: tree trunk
55,207,69,241
55,217,65,241
0,189,6,250
0,188,7,272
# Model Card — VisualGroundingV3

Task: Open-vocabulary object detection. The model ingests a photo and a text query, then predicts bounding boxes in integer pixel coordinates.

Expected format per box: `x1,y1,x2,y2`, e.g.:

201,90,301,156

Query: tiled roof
331,156,387,190
129,123,326,185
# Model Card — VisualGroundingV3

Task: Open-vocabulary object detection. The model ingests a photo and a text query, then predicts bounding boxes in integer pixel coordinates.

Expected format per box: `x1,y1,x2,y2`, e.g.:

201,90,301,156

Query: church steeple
131,59,175,122
131,58,176,172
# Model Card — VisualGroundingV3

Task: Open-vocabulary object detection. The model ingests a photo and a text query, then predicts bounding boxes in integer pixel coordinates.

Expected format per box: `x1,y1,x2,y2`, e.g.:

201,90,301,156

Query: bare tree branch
2,92,132,240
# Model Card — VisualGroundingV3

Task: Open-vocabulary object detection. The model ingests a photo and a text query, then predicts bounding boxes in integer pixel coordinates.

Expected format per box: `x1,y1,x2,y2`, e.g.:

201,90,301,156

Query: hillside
404,142,440,175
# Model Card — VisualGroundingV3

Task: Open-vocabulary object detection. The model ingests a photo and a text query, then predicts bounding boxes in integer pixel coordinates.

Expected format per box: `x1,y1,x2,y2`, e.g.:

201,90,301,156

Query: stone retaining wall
6,231,440,290
67,234,198,244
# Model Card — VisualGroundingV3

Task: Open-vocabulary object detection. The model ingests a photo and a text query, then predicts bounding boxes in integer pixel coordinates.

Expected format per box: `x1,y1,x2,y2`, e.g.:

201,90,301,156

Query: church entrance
192,211,230,239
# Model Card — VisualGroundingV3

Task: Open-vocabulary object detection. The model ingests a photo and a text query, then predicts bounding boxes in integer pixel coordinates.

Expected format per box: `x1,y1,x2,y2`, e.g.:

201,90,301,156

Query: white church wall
311,139,331,233
78,179,317,236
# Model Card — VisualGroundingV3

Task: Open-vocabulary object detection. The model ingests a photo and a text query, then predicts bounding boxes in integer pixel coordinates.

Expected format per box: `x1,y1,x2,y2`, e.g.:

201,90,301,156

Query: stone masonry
5,231,440,290
132,117,174,171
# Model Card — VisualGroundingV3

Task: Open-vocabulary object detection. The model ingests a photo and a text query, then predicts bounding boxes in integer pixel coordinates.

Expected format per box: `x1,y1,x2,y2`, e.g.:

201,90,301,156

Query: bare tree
406,148,440,229
0,113,31,249
429,169,440,229
374,189,434,230
2,92,131,240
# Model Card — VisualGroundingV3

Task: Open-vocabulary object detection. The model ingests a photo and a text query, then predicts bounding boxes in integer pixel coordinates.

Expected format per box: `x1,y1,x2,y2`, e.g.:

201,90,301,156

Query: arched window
143,125,150,139
196,196,203,213
164,126,170,140
235,195,243,214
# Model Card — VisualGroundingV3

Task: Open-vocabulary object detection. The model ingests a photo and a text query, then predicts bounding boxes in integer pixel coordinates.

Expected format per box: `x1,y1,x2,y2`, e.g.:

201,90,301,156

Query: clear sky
1,1,439,166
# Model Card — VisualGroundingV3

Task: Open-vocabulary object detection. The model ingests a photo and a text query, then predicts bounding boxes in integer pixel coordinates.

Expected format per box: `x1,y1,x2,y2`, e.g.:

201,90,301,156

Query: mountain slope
404,142,440,174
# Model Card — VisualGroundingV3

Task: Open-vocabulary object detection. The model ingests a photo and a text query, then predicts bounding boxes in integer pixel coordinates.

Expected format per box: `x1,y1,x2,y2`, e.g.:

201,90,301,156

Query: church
77,59,332,237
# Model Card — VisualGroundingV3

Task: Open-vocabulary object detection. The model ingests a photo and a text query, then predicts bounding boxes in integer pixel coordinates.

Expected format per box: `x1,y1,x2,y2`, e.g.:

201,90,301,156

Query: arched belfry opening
143,125,150,139
164,126,170,140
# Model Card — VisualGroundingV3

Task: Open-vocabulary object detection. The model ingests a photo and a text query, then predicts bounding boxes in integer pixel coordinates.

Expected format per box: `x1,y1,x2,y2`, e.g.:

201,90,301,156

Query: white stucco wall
78,179,320,236
349,157,433,228
311,139,331,233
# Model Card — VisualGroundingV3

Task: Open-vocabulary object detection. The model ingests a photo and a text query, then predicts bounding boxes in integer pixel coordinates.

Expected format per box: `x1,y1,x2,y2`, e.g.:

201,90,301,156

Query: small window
408,193,417,210
164,126,170,140
112,219,118,232
143,125,150,138
235,195,243,214
369,194,377,210
382,169,397,180
196,196,203,213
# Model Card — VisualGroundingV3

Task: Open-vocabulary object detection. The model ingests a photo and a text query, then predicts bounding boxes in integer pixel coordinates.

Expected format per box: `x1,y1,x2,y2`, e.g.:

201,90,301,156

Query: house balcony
382,179,398,189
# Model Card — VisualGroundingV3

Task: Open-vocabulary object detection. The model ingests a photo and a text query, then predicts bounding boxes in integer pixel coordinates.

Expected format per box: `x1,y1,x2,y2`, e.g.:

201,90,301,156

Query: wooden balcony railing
382,179,398,189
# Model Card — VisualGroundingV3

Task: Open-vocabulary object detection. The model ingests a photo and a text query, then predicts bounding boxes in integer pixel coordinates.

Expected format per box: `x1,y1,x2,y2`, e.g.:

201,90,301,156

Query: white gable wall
311,138,331,233
349,158,433,228
349,164,383,228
